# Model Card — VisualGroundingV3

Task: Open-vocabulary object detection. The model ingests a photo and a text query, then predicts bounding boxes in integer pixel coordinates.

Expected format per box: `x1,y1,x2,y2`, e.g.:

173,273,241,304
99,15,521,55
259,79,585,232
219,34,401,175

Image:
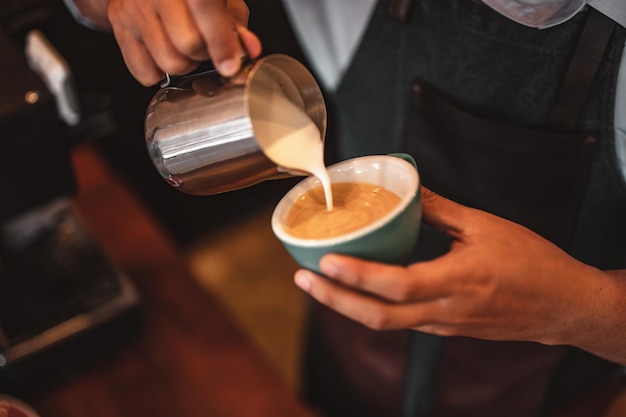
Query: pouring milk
250,88,333,210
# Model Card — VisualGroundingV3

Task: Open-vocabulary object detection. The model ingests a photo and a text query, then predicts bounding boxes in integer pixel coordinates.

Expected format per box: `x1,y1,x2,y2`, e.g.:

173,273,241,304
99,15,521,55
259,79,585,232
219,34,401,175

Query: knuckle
107,0,134,27
174,33,206,57
420,186,441,204
159,56,196,75
137,72,163,86
125,62,161,86
123,57,164,86
187,0,209,10
389,280,415,302
315,288,336,311
362,306,391,330
230,1,250,22
436,298,475,328
188,0,228,14
203,34,237,65
106,2,120,21
350,270,367,288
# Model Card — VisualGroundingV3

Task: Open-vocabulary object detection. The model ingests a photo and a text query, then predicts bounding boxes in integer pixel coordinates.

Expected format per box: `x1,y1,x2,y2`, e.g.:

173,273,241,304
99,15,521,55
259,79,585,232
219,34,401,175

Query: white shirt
281,0,626,179
281,0,376,91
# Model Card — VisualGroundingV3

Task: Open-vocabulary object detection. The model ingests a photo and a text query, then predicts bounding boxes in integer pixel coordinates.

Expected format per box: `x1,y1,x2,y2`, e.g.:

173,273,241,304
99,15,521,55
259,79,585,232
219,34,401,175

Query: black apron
300,1,626,417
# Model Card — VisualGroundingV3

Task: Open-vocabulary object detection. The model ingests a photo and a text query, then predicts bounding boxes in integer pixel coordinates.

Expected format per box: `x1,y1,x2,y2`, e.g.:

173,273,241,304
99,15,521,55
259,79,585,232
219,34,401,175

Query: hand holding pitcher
70,0,261,85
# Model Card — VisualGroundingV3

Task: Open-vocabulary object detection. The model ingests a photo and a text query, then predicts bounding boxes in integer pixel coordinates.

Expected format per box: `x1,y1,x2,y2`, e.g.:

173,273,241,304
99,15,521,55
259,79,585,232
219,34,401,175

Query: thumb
236,25,262,60
420,187,469,239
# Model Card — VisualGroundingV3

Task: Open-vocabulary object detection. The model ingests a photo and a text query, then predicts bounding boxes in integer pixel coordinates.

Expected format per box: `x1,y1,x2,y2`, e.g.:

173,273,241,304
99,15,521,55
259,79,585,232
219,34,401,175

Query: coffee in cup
284,182,401,239
272,153,421,273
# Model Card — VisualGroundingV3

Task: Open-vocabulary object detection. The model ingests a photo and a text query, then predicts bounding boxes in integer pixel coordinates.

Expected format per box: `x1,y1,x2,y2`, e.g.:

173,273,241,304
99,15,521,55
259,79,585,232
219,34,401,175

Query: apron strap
548,7,617,130
402,332,442,417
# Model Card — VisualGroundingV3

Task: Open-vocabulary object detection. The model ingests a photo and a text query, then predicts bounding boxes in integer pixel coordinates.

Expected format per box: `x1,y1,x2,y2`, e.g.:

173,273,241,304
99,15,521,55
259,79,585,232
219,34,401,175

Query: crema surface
285,182,401,239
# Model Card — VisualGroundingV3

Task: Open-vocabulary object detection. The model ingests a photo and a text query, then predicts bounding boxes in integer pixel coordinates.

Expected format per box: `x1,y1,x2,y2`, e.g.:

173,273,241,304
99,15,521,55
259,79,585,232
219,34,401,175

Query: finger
138,8,199,76
420,187,467,239
295,269,453,331
319,254,414,301
228,4,261,58
159,1,210,62
294,269,409,330
187,0,244,76
111,27,165,86
319,254,452,302
226,0,250,25
110,3,198,81
235,24,262,59
108,1,165,85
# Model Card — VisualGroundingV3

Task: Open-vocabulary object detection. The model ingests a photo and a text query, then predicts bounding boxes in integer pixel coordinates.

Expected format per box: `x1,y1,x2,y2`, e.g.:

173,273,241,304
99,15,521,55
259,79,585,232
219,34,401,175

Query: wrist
563,268,626,365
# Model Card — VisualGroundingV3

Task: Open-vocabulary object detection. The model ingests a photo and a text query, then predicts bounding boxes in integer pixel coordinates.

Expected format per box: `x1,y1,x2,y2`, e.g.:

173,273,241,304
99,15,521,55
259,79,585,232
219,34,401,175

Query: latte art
285,182,401,239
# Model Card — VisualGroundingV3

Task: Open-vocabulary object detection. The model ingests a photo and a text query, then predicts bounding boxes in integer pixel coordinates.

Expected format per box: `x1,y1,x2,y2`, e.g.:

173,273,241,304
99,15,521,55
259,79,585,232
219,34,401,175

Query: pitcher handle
160,29,250,89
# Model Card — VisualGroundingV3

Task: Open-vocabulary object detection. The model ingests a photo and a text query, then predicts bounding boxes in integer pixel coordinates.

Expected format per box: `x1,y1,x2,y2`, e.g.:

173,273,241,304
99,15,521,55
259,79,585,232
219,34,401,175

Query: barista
64,0,626,416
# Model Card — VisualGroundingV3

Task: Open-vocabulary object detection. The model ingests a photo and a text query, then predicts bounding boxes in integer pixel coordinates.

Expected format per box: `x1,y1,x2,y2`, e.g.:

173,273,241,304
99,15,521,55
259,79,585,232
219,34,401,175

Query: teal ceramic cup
271,153,421,273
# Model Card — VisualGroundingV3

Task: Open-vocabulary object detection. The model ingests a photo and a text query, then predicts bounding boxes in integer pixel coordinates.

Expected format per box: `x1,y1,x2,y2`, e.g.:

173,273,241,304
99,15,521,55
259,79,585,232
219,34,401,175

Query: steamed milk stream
251,84,403,239
250,89,333,210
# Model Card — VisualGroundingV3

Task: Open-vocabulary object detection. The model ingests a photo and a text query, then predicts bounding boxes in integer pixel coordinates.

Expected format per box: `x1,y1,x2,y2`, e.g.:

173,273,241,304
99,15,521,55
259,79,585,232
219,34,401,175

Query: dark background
1,0,332,246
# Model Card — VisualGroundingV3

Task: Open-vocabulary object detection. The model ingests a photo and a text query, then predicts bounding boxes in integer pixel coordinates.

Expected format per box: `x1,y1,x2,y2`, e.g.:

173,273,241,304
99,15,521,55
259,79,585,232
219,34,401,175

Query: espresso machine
0,3,140,393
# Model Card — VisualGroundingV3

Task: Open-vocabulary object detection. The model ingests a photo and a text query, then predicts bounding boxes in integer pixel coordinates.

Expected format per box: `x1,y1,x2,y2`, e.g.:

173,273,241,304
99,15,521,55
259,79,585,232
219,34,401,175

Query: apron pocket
405,79,596,250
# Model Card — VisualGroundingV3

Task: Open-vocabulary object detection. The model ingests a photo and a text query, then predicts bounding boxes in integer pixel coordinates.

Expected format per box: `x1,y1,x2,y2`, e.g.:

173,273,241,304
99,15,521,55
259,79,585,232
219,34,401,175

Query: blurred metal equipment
0,15,140,393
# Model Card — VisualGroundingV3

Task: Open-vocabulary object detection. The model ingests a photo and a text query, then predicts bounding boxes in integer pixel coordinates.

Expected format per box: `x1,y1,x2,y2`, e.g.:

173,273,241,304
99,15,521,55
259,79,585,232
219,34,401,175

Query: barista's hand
294,187,626,365
75,0,262,85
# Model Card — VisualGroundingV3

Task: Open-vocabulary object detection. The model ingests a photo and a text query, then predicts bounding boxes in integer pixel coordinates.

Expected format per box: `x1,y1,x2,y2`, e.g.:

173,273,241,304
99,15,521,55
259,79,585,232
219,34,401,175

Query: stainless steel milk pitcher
144,54,326,195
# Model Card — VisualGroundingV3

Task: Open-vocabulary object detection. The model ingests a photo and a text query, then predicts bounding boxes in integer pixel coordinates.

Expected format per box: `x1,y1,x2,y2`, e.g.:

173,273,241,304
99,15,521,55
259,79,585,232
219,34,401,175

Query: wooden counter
27,145,315,417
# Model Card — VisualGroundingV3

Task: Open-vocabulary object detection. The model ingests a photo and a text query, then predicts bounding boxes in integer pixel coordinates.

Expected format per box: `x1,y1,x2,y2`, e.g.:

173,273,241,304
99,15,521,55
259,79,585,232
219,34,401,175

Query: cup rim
271,155,419,247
